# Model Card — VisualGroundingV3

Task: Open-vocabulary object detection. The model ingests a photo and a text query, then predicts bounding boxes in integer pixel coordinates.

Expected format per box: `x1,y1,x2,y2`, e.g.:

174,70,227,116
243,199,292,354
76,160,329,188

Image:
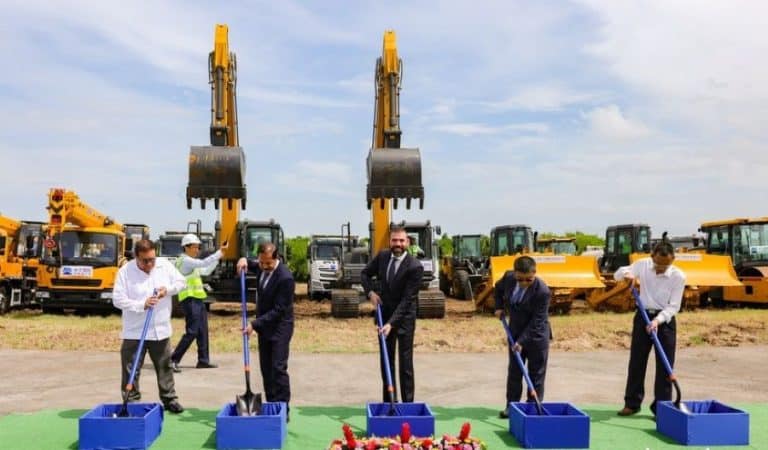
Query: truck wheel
0,287,9,315
454,270,473,301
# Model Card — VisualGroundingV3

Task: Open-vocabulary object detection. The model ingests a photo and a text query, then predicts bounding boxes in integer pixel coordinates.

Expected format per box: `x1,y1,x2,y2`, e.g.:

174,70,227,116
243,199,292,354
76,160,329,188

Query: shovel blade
235,392,262,416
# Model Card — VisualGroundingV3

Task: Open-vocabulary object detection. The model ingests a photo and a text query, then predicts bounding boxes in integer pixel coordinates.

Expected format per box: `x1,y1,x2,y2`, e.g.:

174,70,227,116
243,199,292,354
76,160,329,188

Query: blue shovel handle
500,314,545,415
126,291,156,390
241,271,249,368
376,304,396,408
630,287,675,377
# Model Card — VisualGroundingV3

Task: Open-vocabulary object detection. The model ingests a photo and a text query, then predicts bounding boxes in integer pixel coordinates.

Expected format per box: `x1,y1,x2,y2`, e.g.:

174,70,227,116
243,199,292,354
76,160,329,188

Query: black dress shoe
170,361,182,373
499,408,509,419
617,406,640,416
196,361,218,369
164,400,185,414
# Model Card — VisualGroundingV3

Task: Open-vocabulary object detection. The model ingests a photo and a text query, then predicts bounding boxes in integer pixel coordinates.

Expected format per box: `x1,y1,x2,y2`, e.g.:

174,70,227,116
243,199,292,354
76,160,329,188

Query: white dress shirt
113,258,187,340
177,249,223,276
614,257,686,324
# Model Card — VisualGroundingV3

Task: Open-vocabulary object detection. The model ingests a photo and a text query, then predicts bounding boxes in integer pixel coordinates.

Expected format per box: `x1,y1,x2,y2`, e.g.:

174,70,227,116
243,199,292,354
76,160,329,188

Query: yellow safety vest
176,256,206,301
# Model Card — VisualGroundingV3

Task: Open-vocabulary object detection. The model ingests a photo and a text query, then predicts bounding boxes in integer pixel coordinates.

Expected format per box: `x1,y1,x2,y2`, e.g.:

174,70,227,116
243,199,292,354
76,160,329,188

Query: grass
1,299,767,353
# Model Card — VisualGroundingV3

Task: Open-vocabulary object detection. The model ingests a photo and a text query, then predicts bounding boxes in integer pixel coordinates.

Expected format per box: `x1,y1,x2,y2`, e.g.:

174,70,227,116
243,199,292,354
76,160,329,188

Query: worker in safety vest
170,234,227,372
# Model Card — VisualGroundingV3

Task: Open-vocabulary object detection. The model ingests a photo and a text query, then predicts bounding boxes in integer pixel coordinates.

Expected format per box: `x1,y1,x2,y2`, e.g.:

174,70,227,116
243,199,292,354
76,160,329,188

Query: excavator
0,214,44,314
585,224,741,311
700,217,768,305
36,188,127,313
473,225,605,314
330,30,440,318
185,24,285,301
439,234,488,301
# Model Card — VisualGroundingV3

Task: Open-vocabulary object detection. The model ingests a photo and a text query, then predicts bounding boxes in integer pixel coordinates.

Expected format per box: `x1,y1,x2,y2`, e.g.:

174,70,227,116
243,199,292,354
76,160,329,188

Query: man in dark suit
494,255,552,418
361,227,424,403
236,242,295,416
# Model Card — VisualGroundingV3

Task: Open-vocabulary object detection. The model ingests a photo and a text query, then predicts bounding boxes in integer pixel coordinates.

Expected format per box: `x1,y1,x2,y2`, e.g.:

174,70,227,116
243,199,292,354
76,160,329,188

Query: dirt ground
2,345,767,416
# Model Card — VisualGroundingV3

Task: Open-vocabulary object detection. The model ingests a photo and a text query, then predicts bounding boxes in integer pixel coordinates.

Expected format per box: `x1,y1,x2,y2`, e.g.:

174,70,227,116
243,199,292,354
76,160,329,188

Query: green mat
1,404,764,449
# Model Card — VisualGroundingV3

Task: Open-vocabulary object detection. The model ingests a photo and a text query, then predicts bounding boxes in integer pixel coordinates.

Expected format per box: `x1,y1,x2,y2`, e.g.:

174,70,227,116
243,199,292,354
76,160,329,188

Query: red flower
342,423,357,448
459,422,471,441
401,422,411,443
421,438,433,448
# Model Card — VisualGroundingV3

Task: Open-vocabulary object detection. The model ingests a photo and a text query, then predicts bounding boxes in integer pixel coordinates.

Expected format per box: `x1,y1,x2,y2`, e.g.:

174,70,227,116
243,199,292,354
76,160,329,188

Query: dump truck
330,30,439,318
185,24,287,301
36,189,127,313
473,225,605,314
439,234,488,300
0,214,44,314
307,235,349,300
586,224,741,311
700,217,768,305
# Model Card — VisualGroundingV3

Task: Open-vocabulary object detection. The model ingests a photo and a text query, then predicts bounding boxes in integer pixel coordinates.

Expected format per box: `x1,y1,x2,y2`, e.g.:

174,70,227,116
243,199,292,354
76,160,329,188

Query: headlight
36,291,50,298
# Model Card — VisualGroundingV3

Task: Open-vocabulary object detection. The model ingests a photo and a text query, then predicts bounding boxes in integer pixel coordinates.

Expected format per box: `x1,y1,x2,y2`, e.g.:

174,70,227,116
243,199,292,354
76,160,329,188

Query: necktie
387,257,398,284
510,287,524,305
260,272,270,290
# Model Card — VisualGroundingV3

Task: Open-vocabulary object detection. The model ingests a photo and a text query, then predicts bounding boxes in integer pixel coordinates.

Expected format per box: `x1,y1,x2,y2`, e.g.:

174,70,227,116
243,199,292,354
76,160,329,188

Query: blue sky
1,0,766,240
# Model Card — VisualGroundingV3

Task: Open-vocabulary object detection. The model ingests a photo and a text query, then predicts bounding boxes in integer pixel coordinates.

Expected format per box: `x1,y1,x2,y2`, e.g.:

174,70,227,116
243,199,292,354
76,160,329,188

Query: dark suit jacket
494,272,552,349
245,260,295,339
361,250,424,330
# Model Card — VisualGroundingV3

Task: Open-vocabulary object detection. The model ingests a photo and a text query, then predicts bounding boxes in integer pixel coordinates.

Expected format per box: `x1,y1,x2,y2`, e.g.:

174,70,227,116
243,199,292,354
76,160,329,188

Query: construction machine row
0,26,762,317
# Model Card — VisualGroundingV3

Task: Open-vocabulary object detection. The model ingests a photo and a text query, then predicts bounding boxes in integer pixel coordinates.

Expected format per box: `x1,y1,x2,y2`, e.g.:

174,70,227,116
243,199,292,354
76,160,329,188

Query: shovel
236,270,262,416
117,292,156,418
500,314,546,415
630,286,690,413
375,304,398,416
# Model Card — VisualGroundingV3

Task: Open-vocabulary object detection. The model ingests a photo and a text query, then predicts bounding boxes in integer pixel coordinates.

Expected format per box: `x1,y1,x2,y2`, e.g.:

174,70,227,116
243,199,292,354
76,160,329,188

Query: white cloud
584,105,651,140
275,160,357,197
482,84,601,112
431,122,549,137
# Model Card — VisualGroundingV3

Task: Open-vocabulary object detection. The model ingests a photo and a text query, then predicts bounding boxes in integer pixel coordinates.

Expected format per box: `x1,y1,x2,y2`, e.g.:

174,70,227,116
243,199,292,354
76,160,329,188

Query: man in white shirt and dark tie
615,241,685,417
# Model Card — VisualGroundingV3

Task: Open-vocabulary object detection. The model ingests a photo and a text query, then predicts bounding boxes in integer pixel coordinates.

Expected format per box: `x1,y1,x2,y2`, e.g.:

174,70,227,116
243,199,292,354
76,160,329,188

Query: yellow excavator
186,24,285,301
585,224,741,311
331,30,437,318
36,189,127,313
0,214,44,314
700,217,768,305
473,225,605,314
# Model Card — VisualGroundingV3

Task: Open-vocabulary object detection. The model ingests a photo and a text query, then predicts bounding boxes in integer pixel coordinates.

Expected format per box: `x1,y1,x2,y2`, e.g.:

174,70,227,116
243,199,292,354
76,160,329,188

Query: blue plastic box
509,402,590,449
366,402,435,438
657,400,749,446
78,402,163,450
216,402,287,449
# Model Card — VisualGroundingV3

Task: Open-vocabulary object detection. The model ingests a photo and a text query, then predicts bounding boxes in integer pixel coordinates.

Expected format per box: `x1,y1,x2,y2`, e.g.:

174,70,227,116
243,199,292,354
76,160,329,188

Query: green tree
285,236,309,281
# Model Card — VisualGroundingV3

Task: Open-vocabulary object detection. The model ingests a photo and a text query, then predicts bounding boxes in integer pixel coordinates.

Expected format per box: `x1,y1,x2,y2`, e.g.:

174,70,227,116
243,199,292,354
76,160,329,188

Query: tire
417,289,446,319
0,287,9,315
453,270,473,301
331,290,360,318
439,272,451,297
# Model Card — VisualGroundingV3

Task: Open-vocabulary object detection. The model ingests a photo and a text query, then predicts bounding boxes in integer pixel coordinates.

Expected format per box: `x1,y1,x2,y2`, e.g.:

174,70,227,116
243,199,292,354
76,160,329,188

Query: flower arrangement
327,422,487,450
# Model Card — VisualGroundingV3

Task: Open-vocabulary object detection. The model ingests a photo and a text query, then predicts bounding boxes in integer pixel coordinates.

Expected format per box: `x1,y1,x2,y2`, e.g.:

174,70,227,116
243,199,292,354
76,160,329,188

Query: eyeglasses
515,276,535,283
139,257,156,265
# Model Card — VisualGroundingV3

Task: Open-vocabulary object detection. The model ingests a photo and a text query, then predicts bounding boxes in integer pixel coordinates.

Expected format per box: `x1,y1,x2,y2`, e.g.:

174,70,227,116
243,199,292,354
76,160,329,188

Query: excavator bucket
629,253,741,287
366,148,424,209
186,145,246,210
489,255,605,288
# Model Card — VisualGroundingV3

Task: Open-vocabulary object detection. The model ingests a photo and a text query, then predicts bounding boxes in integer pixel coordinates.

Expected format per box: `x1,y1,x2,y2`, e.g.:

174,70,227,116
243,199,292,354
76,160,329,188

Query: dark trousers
624,312,677,414
381,322,415,403
258,327,293,406
171,298,210,364
506,343,548,405
120,338,177,404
